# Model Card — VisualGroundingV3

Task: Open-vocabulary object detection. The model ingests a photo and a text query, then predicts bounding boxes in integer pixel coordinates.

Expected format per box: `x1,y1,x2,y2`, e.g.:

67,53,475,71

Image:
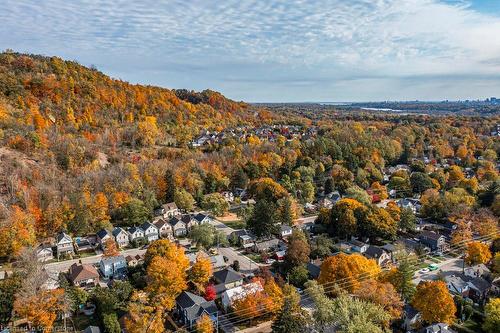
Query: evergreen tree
247,199,279,237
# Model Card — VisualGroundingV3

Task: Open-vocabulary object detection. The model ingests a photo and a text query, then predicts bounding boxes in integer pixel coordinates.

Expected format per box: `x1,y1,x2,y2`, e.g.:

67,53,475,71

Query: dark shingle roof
96,229,111,239
213,268,243,284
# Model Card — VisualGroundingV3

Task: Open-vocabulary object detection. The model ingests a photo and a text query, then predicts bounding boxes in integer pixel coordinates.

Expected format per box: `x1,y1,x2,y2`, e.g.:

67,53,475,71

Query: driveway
217,247,260,275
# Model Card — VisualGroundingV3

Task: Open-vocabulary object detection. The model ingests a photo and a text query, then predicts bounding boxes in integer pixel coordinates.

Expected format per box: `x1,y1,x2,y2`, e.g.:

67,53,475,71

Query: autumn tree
248,177,288,202
194,313,213,333
465,241,492,266
284,230,311,269
354,279,403,320
189,255,213,289
103,238,120,257
204,284,216,301
125,291,165,333
0,205,36,258
412,281,456,324
328,198,364,239
472,208,498,238
381,254,416,301
262,278,284,315
318,253,380,294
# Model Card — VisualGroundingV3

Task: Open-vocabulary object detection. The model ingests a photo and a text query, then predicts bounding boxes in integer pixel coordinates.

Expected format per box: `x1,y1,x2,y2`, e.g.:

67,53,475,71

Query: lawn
222,219,246,230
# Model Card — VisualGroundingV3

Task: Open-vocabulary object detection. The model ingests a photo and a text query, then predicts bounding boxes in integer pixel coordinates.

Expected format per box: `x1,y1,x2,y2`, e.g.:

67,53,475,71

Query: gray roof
424,323,456,333
57,232,72,243
82,326,101,333
364,246,386,259
112,227,127,237
193,213,208,223
176,291,217,322
100,255,126,266
213,268,243,284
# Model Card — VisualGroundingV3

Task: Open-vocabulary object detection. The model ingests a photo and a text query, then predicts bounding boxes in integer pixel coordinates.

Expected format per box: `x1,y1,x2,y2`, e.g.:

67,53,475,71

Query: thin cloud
1,0,500,101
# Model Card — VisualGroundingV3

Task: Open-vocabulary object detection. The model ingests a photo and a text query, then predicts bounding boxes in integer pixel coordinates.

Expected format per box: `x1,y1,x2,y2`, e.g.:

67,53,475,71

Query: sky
1,0,500,102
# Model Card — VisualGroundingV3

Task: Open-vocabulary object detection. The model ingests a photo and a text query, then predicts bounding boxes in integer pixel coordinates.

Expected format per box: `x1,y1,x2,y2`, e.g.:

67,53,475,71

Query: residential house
363,246,391,267
253,238,286,253
169,216,188,237
127,226,145,243
445,275,469,297
467,276,491,304
299,221,315,233
82,326,101,333
96,229,113,249
349,238,369,253
36,244,54,262
56,232,74,258
402,304,421,331
398,198,421,214
175,291,218,329
318,197,333,209
464,264,491,279
418,230,447,251
424,323,456,333
125,254,144,267
192,213,211,226
229,229,255,249
213,268,244,294
306,261,321,279
140,222,159,243
162,202,180,218
74,237,96,253
183,214,198,231
279,225,293,239
380,243,404,263
99,255,127,279
327,191,341,203
153,218,173,239
399,237,430,254
221,281,264,310
68,263,99,288
221,191,234,203
112,227,129,248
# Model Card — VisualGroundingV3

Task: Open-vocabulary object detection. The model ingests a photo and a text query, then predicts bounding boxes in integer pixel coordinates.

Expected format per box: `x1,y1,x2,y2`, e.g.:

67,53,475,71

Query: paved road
217,247,260,275
413,257,464,284
210,218,236,236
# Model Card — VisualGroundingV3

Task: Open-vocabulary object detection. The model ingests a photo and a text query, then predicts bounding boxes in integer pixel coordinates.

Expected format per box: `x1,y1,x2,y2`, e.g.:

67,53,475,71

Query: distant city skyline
2,0,500,102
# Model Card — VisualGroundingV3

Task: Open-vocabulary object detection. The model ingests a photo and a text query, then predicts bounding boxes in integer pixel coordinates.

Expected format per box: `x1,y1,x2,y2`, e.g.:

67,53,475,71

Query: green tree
410,172,434,194
114,198,151,227
174,189,196,211
272,284,311,333
201,192,229,216
311,234,334,259
345,186,371,206
190,223,216,249
399,207,416,233
247,199,279,237
289,265,309,287
305,280,390,333
102,312,121,333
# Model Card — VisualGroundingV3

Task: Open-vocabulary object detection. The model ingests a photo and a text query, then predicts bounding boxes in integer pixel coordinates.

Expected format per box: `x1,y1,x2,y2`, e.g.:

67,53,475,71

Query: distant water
318,102,351,106
360,107,405,112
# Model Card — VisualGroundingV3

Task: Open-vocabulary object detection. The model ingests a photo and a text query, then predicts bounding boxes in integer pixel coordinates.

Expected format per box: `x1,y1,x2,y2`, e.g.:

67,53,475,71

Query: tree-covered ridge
0,51,261,146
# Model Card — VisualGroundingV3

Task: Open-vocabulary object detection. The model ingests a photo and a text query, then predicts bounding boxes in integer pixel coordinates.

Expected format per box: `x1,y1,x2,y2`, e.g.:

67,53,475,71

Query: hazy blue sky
2,0,500,102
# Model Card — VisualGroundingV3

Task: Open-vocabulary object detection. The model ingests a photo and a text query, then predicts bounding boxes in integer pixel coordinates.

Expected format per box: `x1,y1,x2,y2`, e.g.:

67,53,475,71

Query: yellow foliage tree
318,253,381,294
125,291,165,333
465,241,492,266
263,278,284,315
195,313,214,333
355,279,403,320
412,281,456,324
189,255,213,289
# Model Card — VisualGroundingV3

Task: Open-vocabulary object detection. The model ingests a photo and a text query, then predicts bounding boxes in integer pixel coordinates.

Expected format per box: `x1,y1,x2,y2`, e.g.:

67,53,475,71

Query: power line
177,231,498,332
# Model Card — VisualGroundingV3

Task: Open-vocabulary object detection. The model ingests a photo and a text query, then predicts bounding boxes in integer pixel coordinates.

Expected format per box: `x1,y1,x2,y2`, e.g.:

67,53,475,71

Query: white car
420,268,430,273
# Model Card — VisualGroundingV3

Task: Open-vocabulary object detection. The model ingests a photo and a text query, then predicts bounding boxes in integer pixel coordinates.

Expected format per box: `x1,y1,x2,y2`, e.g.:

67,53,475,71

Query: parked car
420,268,430,273
428,264,439,271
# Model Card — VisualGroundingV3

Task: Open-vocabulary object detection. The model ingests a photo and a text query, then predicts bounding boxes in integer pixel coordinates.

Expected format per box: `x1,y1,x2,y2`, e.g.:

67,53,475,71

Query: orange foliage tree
412,281,456,324
318,253,381,294
13,289,66,331
354,279,403,320
195,313,214,333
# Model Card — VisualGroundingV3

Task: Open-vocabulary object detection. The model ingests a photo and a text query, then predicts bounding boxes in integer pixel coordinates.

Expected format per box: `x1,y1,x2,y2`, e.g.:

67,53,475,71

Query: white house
140,222,159,242
221,281,263,310
170,216,188,237
56,232,74,258
162,202,180,218
96,229,113,248
112,227,130,248
127,226,145,242
36,244,54,262
279,225,293,238
153,218,173,239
